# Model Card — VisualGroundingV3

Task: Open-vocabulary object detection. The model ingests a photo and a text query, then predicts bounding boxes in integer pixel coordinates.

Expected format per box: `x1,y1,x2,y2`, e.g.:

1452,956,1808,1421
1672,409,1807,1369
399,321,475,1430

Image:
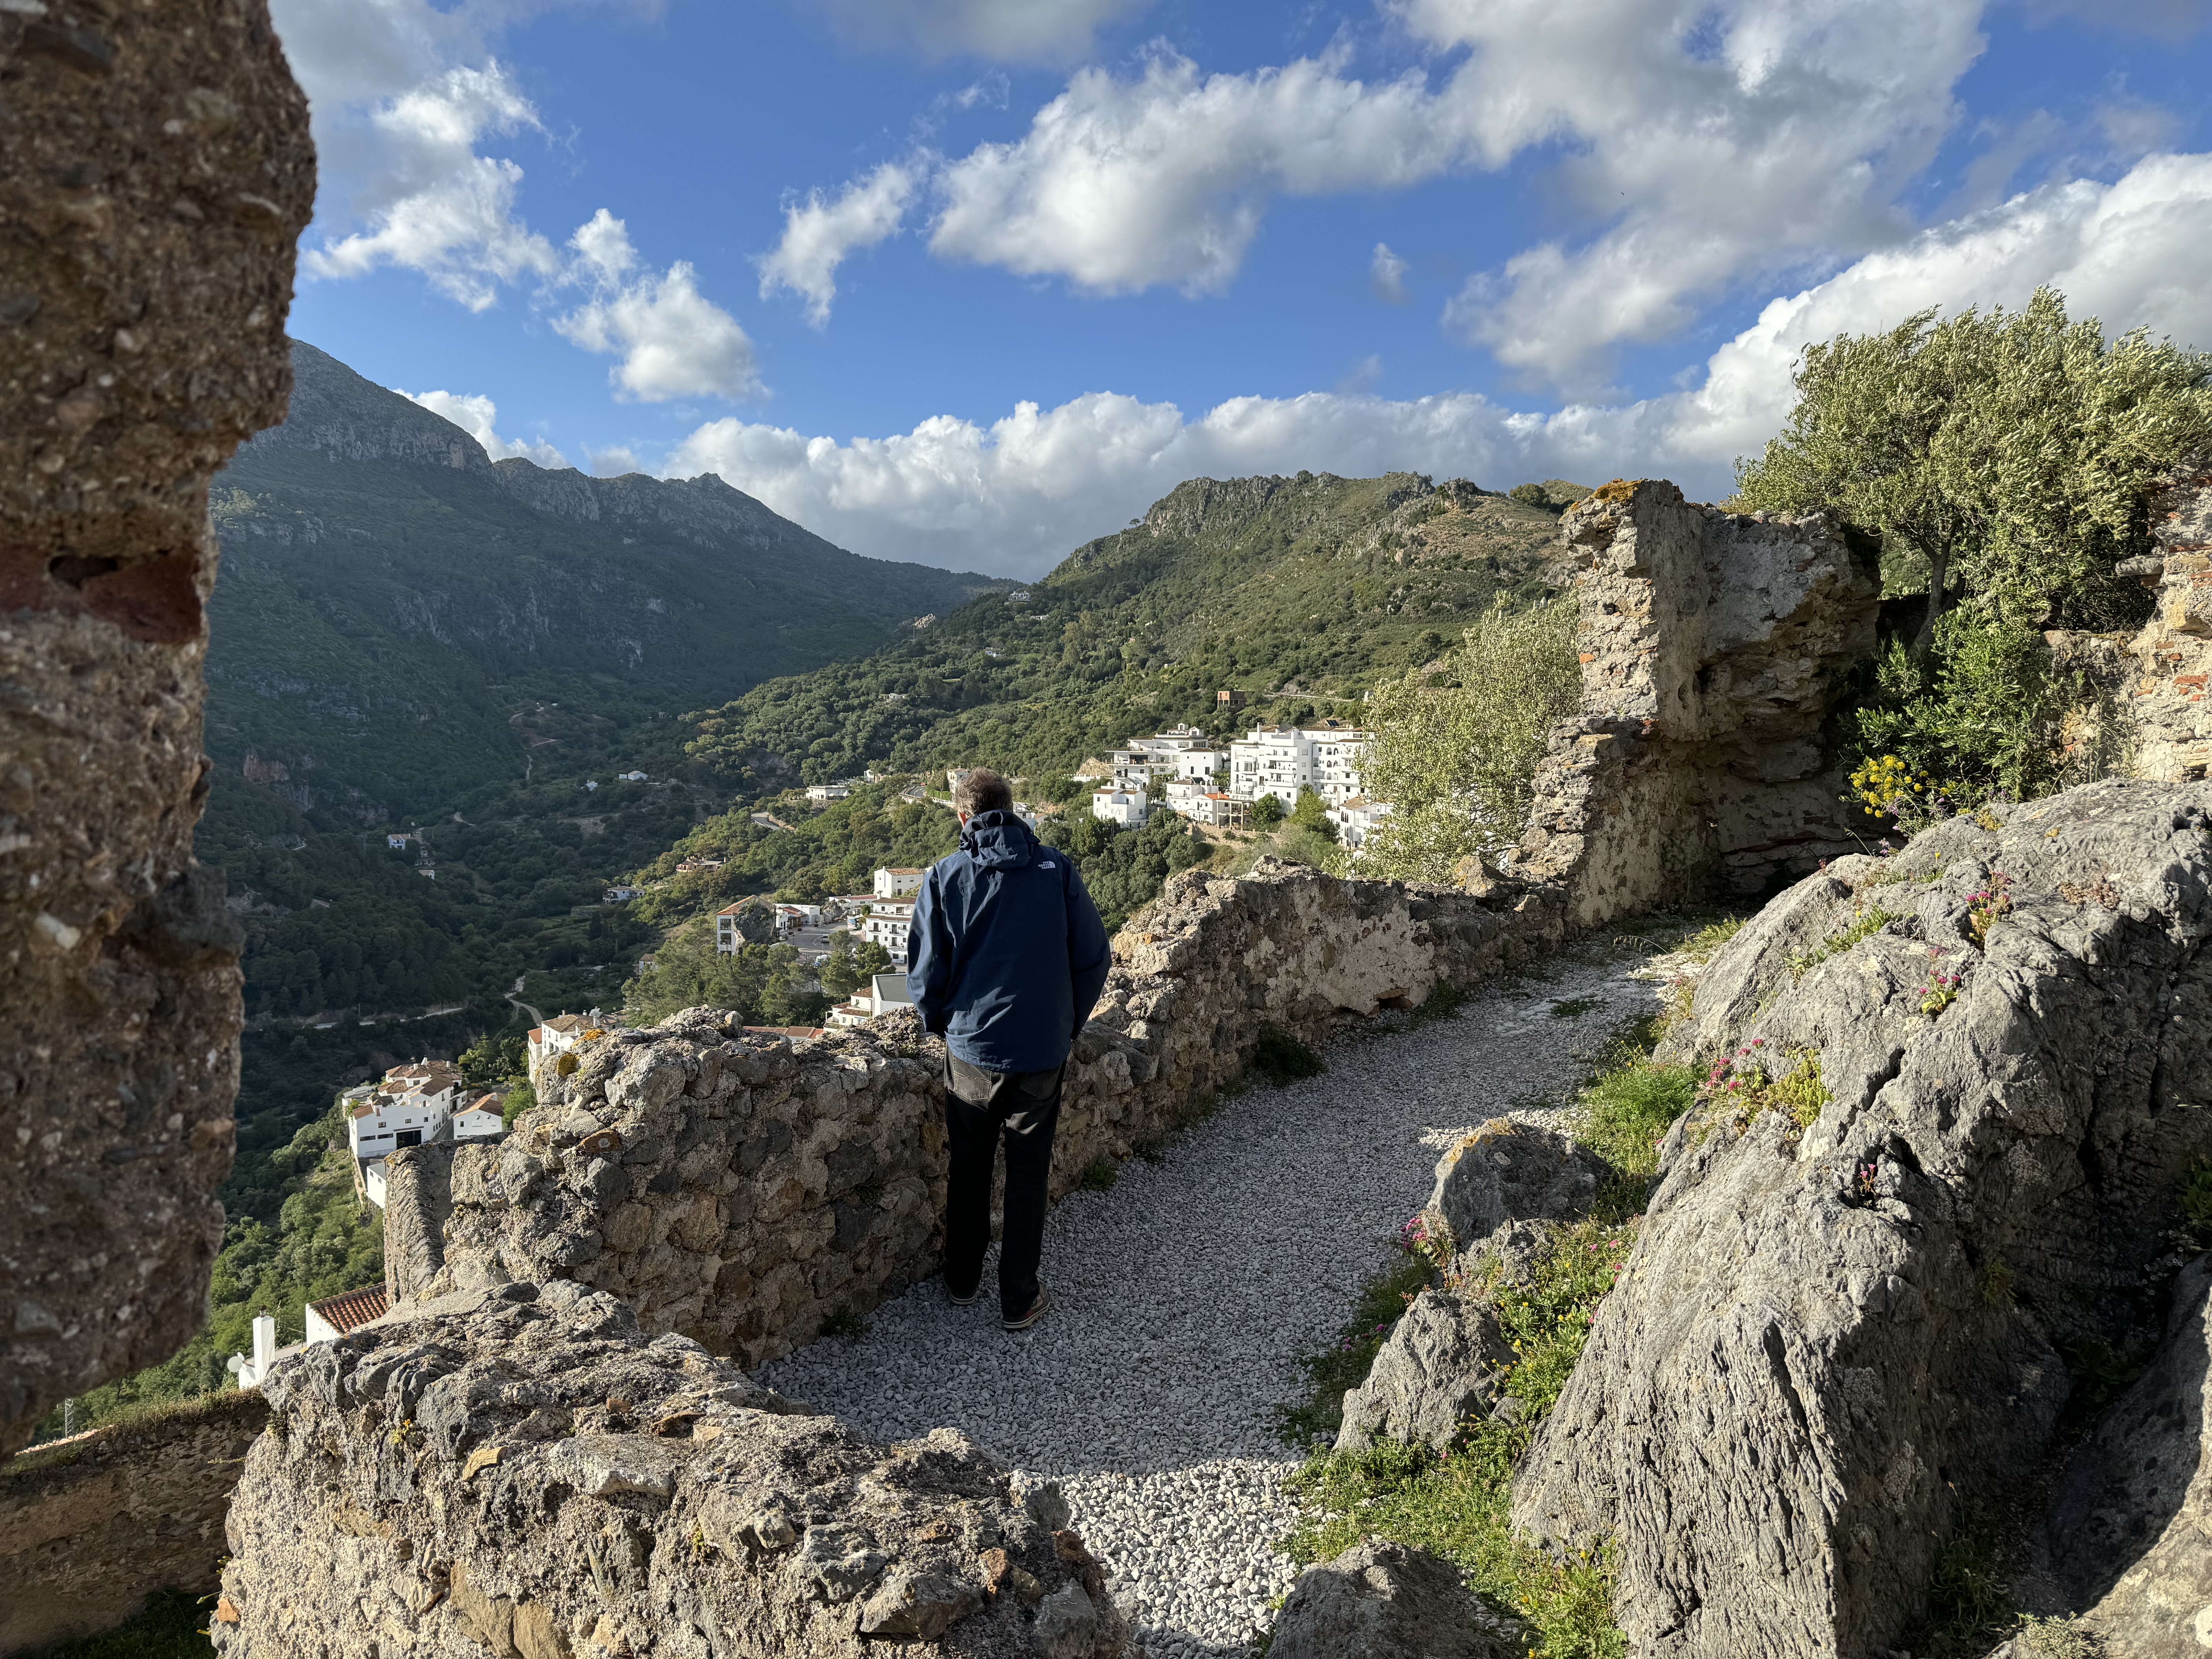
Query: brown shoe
1002,1286,1052,1332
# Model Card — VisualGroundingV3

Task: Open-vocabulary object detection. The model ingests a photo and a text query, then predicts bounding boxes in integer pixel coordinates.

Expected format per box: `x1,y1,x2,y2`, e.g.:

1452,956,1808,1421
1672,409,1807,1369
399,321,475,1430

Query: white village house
343,1059,461,1161
1326,795,1394,850
829,972,914,1029
1092,785,1149,827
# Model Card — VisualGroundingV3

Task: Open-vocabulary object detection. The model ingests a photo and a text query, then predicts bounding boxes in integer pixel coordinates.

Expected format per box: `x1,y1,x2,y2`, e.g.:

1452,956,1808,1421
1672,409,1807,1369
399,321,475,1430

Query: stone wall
0,0,316,1457
215,1284,1128,1659
1517,479,1880,923
407,861,1563,1365
2119,455,2212,782
0,1391,270,1654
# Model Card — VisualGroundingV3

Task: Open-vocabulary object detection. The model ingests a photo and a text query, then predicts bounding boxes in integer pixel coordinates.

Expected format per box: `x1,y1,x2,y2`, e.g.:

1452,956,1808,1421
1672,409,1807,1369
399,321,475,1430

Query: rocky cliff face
1514,780,2212,1658
0,0,313,1457
214,1283,1128,1659
404,861,1563,1364
1518,479,1879,922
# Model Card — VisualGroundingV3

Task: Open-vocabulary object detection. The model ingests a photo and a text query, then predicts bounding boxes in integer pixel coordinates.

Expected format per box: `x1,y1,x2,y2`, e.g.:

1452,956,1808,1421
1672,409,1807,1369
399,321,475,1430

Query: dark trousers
942,1053,1065,1319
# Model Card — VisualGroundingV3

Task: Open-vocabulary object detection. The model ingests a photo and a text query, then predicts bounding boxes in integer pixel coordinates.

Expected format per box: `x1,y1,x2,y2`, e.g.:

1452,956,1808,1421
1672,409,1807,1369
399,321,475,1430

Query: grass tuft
1678,917,1745,964
1788,906,1900,981
1078,1154,1119,1192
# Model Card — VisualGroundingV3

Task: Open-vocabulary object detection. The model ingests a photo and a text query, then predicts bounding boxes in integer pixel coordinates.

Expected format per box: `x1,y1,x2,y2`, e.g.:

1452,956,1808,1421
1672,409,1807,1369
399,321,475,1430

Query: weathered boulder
1267,1537,1514,1659
0,0,314,1456
1518,479,1880,920
1514,780,2212,1659
2039,1253,2212,1651
1336,1287,1516,1452
215,1281,1127,1659
1427,1119,1611,1257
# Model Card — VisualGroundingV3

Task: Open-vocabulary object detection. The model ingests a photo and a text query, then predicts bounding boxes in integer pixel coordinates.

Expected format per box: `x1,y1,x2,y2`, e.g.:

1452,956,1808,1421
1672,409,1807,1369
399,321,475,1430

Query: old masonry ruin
7,9,2212,1648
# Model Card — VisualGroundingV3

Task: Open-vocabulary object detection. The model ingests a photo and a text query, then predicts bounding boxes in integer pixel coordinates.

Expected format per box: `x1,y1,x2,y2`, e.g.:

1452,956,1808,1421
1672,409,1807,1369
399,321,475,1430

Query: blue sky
274,0,2212,576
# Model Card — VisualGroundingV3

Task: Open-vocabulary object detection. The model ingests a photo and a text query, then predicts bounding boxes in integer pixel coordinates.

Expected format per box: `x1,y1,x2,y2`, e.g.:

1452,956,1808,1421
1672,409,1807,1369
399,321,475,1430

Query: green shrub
1253,1024,1326,1084
1079,1155,1119,1192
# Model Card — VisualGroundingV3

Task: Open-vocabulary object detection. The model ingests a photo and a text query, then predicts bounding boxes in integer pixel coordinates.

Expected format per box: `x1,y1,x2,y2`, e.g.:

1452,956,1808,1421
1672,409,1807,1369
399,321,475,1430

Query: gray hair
952,768,1013,816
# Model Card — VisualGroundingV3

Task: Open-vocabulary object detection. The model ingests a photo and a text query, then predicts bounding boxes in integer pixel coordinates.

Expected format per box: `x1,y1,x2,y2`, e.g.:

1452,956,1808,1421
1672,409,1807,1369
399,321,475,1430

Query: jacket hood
960,810,1038,870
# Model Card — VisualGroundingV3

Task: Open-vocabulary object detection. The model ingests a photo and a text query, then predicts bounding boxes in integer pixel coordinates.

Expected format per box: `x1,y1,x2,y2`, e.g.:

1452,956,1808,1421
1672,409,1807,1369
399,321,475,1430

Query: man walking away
908,768,1110,1331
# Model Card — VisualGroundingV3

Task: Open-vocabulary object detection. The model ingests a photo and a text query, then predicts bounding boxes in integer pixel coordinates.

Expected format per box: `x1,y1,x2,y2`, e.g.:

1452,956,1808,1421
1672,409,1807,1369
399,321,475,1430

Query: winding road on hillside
757,942,1664,1659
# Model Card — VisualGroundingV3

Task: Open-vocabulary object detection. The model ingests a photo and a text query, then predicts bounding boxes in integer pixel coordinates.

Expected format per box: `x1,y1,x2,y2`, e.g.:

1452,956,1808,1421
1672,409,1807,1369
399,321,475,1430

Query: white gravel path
757,944,1662,1657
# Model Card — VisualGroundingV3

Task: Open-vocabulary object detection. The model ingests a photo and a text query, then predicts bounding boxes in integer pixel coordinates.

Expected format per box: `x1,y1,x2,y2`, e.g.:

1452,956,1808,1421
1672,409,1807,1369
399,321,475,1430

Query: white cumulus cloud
880,0,2011,389
666,149,2212,576
930,49,1465,294
299,60,560,308
757,163,921,325
806,0,1154,64
396,387,570,467
555,210,762,402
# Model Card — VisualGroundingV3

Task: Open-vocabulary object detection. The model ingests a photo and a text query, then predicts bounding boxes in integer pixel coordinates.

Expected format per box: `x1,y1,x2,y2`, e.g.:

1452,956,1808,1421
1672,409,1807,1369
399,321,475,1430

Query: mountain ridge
205,343,1010,823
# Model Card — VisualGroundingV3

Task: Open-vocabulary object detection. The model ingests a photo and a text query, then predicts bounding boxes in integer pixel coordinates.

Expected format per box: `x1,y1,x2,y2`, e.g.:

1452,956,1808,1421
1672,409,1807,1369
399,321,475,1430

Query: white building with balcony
1228,723,1372,807
832,891,915,965
1326,796,1393,851
1164,778,1247,827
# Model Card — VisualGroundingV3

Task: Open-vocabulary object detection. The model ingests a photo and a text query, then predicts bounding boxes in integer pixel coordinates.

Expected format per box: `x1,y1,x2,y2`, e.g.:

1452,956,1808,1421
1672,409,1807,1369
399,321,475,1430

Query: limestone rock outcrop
1518,479,1879,921
1268,1538,1513,1659
215,1281,1127,1659
1427,1120,1611,1257
1513,780,2212,1657
404,861,1563,1365
1335,1287,1515,1453
0,0,314,1456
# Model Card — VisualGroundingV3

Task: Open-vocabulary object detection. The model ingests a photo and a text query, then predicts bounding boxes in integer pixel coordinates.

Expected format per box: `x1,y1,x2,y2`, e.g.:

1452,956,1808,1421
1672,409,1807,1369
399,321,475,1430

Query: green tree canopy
1359,596,1580,882
1733,287,2212,649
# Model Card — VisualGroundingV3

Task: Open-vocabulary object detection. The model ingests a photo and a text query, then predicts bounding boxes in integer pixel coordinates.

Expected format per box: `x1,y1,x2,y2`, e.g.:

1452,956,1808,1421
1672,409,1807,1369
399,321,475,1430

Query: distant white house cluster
344,1057,508,1209
1085,717,1389,844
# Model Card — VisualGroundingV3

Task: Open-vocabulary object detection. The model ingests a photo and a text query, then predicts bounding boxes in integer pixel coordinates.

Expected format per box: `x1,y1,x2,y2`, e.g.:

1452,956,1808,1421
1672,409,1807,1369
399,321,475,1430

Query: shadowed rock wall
407,862,1565,1365
1518,479,1879,923
0,0,314,1456
0,1391,269,1654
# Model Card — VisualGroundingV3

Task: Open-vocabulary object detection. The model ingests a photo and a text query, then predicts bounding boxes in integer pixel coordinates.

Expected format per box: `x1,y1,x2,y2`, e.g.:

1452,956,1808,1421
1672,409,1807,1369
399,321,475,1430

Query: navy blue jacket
908,812,1111,1074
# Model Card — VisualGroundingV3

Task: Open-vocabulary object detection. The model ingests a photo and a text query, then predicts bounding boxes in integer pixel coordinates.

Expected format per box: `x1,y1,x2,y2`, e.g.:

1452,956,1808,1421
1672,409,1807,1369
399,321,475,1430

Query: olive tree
1733,287,2212,651
1358,596,1580,881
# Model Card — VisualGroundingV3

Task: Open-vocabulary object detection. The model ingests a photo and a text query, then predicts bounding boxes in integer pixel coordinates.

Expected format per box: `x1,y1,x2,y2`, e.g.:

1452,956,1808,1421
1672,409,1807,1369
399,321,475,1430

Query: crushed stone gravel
757,943,1664,1657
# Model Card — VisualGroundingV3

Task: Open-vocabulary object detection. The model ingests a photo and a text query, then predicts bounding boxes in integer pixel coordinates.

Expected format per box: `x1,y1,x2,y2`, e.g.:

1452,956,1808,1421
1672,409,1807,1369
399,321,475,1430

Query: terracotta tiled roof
309,1284,389,1336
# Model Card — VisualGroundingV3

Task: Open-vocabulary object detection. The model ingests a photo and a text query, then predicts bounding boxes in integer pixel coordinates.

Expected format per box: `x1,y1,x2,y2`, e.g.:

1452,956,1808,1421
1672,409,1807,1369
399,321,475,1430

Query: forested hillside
687,472,1581,786
206,341,1008,826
